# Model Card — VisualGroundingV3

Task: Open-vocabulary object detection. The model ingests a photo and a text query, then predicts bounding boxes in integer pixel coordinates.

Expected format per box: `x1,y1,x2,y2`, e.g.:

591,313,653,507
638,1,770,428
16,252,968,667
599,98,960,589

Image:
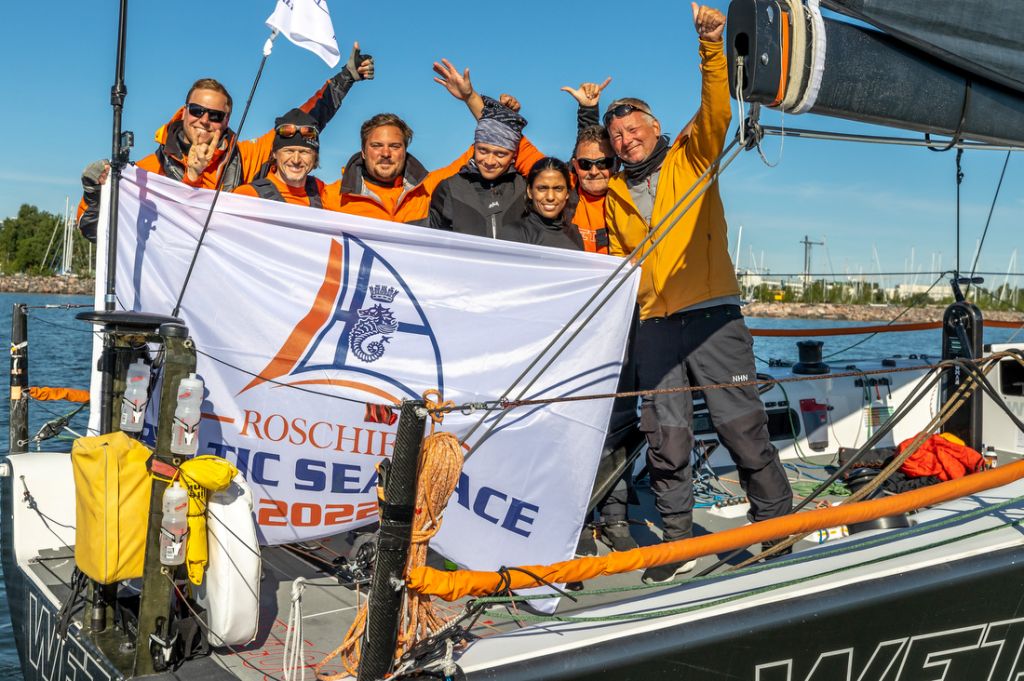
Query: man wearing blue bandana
428,96,531,240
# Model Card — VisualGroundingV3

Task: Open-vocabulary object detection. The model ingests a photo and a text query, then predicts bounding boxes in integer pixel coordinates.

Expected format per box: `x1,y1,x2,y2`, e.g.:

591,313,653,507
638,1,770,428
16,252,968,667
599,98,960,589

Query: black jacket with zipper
428,162,527,240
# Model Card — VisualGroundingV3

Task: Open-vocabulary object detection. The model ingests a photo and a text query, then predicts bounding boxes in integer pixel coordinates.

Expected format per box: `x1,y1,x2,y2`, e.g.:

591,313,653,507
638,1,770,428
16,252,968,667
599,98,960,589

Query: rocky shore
0,274,93,295
1,276,1022,323
744,302,1024,323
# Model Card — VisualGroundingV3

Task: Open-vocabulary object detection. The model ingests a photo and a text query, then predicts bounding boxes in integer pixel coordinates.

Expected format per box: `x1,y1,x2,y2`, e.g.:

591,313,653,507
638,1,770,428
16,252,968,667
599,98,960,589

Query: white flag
112,167,638,600
266,0,341,68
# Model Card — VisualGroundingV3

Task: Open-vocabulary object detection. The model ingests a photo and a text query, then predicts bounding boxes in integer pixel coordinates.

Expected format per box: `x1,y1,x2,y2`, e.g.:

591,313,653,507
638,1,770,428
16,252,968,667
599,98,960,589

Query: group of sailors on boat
73,3,795,585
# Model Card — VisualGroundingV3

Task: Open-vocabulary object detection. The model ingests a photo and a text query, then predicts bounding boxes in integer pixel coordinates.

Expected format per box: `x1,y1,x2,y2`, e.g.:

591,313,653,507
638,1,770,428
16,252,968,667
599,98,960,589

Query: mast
800,235,822,290
62,196,73,274
106,0,128,310
98,0,131,433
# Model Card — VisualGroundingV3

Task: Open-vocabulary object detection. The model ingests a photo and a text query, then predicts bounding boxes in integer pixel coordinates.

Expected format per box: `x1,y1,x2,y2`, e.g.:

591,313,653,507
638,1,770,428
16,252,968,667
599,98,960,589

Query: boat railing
749,318,1023,337
337,348,1024,680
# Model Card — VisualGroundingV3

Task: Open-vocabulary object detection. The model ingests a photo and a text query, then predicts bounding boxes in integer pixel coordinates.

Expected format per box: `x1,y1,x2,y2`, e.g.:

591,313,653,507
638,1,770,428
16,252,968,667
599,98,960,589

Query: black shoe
641,559,697,584
575,524,598,557
599,521,638,552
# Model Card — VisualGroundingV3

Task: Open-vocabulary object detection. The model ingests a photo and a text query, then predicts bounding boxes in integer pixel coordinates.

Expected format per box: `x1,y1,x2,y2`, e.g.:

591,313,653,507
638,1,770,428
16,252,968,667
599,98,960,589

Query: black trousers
594,308,641,523
636,304,792,526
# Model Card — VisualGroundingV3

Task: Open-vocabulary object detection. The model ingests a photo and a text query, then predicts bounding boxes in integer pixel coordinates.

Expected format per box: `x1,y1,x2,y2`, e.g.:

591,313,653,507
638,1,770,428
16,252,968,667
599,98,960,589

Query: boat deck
25,462,847,680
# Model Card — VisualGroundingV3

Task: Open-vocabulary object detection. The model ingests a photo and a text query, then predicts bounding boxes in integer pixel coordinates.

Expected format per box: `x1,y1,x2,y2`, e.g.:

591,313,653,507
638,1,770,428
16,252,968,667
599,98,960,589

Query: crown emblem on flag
369,285,399,303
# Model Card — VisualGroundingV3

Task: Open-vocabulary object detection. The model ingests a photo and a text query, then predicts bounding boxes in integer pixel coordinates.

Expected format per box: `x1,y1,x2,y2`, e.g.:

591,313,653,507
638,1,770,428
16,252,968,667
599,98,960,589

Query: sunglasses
186,103,227,123
276,124,319,139
576,156,616,171
602,103,648,127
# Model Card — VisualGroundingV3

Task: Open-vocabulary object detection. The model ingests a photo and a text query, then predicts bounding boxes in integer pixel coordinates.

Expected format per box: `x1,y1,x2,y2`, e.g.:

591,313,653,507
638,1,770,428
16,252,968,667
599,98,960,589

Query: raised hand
499,93,521,113
692,3,725,41
560,77,612,107
432,58,474,102
347,42,374,80
186,129,220,181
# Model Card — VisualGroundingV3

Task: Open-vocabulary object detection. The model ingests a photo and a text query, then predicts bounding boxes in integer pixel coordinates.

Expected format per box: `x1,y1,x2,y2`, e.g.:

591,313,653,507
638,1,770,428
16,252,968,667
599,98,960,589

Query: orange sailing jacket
571,189,610,254
137,72,358,190
77,73,359,238
324,148,472,225
604,39,738,319
324,137,545,225
233,173,327,208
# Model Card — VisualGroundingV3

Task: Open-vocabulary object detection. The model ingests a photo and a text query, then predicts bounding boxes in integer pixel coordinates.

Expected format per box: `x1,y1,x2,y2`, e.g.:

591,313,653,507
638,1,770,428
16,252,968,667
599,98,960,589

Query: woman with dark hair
515,157,585,251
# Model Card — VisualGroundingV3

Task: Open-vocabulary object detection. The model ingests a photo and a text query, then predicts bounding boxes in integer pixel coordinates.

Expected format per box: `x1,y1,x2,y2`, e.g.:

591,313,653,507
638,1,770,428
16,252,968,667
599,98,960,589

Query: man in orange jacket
560,79,616,255
604,4,792,584
324,59,543,225
233,109,328,208
76,44,374,240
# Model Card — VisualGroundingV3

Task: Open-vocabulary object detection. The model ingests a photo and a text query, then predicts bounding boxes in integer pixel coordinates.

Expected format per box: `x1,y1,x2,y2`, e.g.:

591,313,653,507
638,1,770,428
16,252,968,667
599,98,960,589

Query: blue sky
3,0,1020,279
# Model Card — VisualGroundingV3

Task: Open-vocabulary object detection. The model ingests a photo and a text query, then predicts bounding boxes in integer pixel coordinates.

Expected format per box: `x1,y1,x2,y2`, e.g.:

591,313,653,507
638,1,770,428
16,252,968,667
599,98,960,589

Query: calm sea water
0,291,1020,678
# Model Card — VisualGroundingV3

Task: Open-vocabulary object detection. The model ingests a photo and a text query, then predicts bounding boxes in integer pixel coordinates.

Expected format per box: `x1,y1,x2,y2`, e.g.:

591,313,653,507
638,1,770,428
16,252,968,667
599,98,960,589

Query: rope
750,321,943,336
284,577,307,681
315,390,464,680
495,363,936,411
735,352,1004,566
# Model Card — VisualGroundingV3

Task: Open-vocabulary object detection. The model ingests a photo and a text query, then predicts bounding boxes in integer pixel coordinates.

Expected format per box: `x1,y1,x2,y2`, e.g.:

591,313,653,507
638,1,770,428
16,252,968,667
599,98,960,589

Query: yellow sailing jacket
605,39,739,320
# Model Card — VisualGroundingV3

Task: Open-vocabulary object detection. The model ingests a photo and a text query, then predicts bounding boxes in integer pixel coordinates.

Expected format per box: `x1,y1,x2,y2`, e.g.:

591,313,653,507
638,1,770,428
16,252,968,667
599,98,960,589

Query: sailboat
3,1,1024,679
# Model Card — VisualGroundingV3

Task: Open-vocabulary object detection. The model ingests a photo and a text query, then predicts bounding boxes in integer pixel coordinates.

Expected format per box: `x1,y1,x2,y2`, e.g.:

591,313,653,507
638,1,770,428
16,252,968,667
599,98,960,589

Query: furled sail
725,0,1024,146
823,0,1024,96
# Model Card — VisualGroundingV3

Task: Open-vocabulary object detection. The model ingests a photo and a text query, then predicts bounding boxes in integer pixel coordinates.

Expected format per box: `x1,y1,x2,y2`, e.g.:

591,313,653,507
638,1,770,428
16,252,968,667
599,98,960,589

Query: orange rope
749,319,1022,337
407,459,1024,601
28,386,89,402
315,390,464,680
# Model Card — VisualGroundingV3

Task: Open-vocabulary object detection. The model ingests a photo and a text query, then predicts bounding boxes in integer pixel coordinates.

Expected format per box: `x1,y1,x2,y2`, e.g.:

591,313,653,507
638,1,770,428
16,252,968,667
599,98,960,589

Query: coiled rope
315,389,464,680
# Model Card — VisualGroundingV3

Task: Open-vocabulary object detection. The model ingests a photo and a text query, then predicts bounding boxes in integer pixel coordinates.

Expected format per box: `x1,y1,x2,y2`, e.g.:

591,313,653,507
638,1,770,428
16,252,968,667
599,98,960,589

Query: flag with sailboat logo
111,166,639,577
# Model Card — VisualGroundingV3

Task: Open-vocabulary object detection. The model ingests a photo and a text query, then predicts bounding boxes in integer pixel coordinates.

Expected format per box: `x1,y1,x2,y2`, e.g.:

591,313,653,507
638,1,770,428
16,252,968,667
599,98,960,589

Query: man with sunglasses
603,3,792,584
561,79,616,255
234,110,327,207
76,44,374,240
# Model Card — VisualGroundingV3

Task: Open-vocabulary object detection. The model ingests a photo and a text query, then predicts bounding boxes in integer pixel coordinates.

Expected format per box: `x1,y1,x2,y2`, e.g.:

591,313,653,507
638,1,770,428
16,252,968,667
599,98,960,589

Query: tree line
0,204,94,276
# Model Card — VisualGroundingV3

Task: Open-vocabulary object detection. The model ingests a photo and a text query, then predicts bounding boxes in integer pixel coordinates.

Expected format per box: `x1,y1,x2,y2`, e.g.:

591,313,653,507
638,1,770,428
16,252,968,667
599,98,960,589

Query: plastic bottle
159,480,189,566
815,525,849,544
119,360,150,433
170,373,204,456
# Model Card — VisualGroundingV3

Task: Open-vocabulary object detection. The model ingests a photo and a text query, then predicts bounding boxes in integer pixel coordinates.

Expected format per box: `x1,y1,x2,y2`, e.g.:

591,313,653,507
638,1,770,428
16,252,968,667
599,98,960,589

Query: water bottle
815,525,849,544
159,480,189,566
170,373,204,456
119,360,150,433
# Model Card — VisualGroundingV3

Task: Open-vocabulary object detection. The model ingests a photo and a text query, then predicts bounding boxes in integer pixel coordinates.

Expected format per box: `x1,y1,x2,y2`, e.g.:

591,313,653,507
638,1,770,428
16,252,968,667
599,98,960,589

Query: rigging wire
464,145,745,456
759,125,1024,152
966,150,1012,296
737,270,1024,278
955,148,964,277
171,36,276,318
457,135,744,454
192,346,369,406
820,272,948,359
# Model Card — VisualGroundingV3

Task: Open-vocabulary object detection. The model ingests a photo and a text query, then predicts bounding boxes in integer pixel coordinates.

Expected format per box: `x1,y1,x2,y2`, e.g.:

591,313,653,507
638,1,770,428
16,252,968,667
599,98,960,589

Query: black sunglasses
602,103,647,127
186,103,227,124
576,156,616,171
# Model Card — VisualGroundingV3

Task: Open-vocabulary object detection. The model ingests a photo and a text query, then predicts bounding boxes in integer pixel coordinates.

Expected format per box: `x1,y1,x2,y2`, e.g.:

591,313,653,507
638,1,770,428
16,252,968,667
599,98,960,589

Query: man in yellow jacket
604,3,792,584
